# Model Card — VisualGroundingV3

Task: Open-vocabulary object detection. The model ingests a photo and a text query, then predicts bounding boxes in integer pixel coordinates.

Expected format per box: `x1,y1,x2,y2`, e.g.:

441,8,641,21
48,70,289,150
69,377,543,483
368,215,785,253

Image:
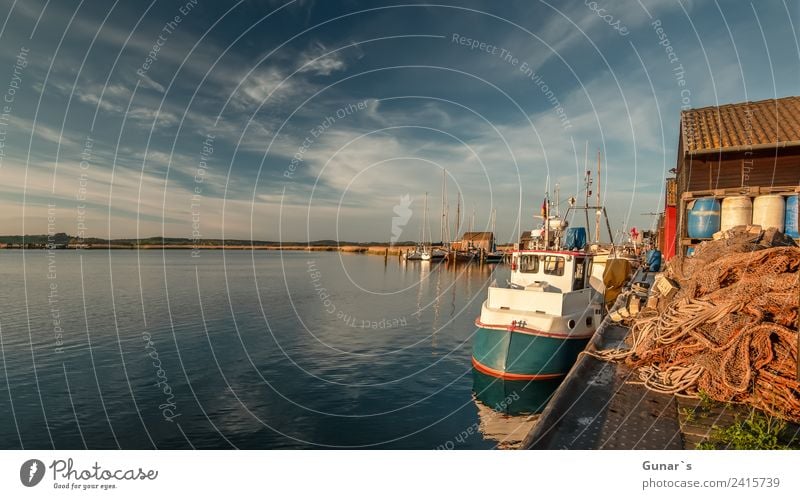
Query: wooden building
454,231,494,252
674,96,800,256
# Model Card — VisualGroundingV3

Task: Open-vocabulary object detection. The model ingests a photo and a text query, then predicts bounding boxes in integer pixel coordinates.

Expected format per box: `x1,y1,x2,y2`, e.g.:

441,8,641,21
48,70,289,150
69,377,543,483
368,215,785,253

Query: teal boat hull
472,324,591,380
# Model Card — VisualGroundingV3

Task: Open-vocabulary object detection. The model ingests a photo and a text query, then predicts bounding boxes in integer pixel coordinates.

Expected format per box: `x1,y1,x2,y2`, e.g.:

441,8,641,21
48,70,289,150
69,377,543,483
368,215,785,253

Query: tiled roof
680,96,800,154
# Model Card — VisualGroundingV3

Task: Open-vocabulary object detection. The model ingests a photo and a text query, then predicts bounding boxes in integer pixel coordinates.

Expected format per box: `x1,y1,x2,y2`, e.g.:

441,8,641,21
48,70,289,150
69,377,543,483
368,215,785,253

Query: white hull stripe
475,317,595,340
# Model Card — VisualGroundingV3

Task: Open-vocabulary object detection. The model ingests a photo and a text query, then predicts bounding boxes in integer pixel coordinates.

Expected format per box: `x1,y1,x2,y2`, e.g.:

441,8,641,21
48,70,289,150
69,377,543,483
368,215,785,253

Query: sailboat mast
470,207,475,233
456,192,461,239
440,170,445,245
491,208,497,252
424,192,429,248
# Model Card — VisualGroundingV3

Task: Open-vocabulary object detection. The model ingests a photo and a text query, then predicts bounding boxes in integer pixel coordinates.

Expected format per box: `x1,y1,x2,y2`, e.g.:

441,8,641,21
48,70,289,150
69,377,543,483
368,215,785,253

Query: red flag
541,198,547,217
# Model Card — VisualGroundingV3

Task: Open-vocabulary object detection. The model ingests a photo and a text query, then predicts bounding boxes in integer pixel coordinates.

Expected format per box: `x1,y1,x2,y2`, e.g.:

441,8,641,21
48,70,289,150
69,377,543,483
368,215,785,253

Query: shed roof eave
685,139,800,157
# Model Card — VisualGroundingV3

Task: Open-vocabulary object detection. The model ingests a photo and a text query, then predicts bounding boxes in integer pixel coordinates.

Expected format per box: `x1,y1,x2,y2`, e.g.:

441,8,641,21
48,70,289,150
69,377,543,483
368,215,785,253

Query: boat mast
595,150,601,244
470,207,475,233
455,192,461,240
424,192,429,249
440,170,446,245
584,142,592,242
491,208,497,252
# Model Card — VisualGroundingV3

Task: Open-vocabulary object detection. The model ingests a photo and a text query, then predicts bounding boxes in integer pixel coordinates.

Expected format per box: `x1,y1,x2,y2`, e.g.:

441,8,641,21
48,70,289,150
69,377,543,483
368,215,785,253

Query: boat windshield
542,256,565,276
518,254,566,276
518,254,539,273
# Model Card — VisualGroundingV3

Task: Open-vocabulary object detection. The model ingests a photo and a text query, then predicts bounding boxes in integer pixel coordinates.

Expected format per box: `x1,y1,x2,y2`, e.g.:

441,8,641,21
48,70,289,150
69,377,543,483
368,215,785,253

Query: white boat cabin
482,249,599,329
509,250,592,293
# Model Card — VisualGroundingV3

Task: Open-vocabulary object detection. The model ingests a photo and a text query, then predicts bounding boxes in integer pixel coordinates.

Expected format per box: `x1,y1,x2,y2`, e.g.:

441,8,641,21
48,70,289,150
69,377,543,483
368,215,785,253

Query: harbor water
0,250,543,449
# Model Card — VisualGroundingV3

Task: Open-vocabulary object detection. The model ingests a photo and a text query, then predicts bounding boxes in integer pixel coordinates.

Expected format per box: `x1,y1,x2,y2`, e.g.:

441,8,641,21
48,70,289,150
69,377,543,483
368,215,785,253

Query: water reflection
471,369,562,449
471,369,560,415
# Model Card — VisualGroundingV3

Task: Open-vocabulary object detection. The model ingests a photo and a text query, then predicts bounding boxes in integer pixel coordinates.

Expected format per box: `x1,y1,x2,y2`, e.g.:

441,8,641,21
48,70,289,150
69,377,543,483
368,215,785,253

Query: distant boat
429,248,447,260
406,244,424,261
482,209,504,263
482,250,504,263
418,192,446,262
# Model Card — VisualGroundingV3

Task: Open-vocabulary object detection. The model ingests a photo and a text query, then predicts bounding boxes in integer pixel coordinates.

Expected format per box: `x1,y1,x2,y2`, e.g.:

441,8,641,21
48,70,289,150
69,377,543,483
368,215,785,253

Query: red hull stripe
475,318,595,340
471,357,566,381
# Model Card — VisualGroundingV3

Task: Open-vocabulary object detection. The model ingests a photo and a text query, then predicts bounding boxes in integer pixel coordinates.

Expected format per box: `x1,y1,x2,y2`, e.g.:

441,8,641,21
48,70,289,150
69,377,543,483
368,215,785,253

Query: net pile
600,227,800,422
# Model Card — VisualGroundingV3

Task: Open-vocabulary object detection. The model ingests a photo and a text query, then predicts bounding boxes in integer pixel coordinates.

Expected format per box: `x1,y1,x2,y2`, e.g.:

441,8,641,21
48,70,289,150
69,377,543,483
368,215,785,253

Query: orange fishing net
604,228,800,422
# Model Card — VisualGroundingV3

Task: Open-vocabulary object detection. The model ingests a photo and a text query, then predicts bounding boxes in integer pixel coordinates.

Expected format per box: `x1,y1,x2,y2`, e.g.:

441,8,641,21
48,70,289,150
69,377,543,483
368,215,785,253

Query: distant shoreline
1,244,415,254
1,244,515,253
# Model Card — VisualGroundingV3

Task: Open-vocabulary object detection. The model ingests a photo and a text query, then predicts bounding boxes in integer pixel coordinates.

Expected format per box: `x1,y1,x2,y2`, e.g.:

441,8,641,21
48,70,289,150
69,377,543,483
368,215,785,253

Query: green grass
696,410,800,450
680,407,696,423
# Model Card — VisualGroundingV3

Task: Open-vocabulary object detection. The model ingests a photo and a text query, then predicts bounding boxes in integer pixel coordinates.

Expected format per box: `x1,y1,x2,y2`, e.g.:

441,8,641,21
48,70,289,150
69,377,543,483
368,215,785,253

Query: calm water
0,249,548,449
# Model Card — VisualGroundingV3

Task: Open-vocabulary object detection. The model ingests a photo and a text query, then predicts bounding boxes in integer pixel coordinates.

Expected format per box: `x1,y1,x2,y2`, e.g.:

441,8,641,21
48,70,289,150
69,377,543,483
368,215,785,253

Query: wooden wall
678,147,800,194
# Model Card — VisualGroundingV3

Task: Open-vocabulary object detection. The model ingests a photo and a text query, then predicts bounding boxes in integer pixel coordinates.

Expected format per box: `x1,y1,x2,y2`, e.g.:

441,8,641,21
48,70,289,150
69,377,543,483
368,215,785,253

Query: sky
0,0,797,243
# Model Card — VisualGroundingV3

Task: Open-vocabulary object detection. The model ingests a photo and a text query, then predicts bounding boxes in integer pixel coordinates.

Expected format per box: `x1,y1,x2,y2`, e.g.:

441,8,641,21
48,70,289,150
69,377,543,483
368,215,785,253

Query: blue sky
0,0,797,242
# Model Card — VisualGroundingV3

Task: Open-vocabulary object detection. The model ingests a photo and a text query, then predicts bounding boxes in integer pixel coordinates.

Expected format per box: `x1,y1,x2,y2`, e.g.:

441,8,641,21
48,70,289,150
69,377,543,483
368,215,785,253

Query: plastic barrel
686,198,720,239
785,195,799,238
752,194,785,231
720,196,752,231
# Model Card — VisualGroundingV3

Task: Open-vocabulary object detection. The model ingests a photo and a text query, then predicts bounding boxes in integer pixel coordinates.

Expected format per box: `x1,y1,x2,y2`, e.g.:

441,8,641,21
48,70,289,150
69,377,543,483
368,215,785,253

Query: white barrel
720,196,752,231
752,194,785,230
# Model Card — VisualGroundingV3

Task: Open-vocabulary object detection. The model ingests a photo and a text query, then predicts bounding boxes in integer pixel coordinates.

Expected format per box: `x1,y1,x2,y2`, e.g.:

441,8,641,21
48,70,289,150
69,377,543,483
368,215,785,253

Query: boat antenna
555,183,560,217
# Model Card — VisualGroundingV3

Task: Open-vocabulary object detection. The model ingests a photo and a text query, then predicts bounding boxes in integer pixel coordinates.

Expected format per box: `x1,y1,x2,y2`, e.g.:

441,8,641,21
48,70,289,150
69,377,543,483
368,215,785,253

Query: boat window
519,254,539,273
543,256,565,276
573,257,585,290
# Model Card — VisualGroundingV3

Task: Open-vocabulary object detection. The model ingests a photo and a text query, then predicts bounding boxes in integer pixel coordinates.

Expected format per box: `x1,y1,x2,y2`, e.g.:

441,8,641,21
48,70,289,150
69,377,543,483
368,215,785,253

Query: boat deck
522,269,685,449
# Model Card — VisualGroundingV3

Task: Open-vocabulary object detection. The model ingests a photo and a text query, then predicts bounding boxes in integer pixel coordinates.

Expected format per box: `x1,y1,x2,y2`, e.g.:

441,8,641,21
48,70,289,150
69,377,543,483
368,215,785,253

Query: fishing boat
472,247,603,381
472,183,617,383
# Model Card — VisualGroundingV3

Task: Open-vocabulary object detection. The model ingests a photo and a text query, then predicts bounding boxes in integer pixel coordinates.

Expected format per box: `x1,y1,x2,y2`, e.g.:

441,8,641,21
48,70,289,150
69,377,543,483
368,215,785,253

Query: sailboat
419,193,445,261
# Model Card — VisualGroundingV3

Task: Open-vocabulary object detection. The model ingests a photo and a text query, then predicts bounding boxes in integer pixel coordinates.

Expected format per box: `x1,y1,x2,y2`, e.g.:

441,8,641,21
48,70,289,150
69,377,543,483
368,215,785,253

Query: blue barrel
687,198,720,239
645,249,662,272
686,247,695,257
785,195,799,238
565,227,587,250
